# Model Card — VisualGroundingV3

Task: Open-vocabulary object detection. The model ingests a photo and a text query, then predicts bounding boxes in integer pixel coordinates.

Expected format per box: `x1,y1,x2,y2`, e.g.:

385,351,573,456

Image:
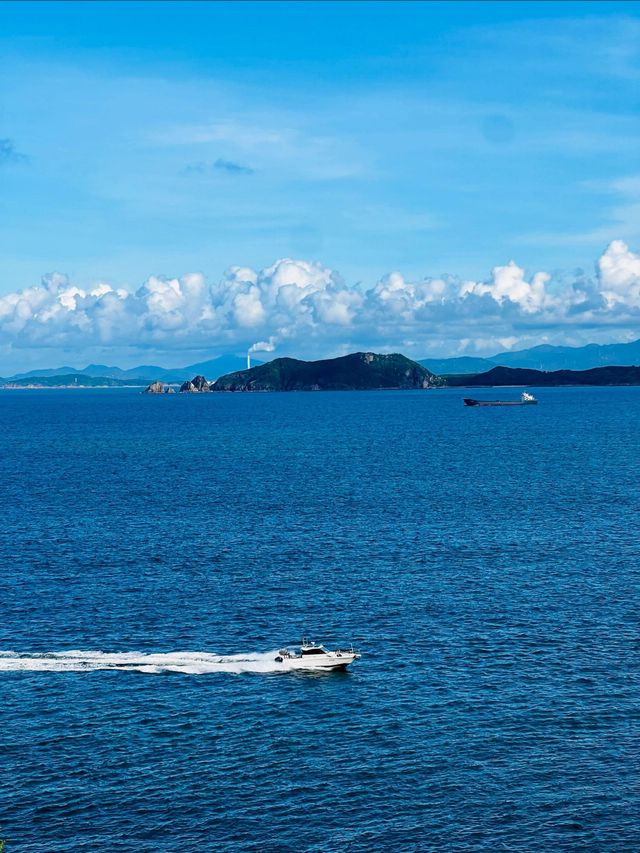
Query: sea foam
0,649,289,675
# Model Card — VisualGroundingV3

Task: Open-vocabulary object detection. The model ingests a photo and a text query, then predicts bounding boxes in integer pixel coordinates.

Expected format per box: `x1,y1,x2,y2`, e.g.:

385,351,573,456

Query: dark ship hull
463,398,538,407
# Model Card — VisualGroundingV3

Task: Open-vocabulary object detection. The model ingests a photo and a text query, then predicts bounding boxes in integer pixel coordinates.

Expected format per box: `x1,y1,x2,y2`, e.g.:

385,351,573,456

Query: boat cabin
300,644,328,656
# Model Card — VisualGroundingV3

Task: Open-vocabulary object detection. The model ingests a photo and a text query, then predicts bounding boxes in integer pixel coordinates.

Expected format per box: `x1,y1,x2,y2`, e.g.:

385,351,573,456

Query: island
142,381,177,393
1,374,149,389
179,375,211,393
212,352,439,391
445,365,640,387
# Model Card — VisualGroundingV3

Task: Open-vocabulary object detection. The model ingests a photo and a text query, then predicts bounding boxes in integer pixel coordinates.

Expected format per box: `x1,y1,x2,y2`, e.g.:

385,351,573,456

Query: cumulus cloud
460,262,554,313
1,242,640,363
597,239,640,307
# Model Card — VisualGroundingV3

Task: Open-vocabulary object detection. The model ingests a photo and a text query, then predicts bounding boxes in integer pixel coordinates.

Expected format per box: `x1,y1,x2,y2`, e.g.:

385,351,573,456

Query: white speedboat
274,639,361,671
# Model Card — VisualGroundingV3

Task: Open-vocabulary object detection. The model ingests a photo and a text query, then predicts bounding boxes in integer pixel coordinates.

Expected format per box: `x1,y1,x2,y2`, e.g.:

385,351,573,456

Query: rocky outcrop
143,381,164,394
193,375,210,391
179,374,211,393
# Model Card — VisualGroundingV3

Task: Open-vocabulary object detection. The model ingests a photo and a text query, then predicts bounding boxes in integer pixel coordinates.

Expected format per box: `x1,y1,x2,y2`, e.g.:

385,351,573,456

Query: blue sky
1,1,640,370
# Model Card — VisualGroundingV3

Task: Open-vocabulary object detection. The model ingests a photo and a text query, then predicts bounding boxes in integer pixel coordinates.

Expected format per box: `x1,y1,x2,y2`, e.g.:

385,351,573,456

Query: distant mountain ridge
7,355,261,383
421,338,640,374
419,356,497,375
491,340,640,370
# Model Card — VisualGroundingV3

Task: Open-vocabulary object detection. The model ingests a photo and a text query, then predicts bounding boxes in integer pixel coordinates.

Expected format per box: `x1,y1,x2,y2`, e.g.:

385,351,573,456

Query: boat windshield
301,646,327,655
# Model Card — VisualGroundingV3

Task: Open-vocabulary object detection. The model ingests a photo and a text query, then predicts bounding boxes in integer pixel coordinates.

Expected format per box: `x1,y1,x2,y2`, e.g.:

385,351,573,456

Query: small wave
0,649,291,675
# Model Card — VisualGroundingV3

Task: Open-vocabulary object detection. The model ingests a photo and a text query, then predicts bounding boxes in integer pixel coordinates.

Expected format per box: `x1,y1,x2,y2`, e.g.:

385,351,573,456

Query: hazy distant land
3,339,640,391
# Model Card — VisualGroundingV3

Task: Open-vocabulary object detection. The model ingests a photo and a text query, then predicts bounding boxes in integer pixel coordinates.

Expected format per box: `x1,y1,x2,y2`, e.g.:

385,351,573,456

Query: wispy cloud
153,118,366,181
0,138,29,166
181,159,255,176
213,158,254,175
516,174,640,247
181,161,208,175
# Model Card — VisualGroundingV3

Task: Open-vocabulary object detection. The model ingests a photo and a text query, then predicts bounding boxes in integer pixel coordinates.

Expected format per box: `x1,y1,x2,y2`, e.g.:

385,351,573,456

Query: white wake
0,649,291,675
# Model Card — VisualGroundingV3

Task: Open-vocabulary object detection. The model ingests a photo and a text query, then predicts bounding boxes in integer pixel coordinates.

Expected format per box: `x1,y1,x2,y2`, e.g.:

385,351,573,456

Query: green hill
213,352,439,391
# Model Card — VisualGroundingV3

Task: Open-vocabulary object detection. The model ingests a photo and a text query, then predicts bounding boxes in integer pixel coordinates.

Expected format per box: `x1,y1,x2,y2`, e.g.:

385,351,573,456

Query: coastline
0,384,151,390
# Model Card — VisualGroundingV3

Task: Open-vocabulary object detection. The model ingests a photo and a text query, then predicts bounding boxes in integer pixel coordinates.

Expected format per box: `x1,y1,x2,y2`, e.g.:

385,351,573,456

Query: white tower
247,350,251,370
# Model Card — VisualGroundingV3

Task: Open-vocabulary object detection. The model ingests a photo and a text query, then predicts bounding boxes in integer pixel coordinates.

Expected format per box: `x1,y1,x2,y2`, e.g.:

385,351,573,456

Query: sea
0,386,638,852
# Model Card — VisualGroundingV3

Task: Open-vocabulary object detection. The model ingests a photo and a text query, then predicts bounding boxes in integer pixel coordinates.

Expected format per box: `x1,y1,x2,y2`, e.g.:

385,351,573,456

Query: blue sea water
0,386,639,852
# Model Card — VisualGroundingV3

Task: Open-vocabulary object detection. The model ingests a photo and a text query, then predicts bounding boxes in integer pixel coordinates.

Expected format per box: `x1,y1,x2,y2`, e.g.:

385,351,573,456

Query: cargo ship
463,391,538,407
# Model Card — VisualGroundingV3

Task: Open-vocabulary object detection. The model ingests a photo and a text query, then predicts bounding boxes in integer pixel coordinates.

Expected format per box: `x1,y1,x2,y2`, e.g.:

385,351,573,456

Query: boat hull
464,398,537,406
275,652,360,671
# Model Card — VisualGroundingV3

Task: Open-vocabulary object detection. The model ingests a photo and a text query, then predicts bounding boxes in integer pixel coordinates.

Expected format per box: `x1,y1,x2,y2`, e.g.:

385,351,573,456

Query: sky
1,0,640,371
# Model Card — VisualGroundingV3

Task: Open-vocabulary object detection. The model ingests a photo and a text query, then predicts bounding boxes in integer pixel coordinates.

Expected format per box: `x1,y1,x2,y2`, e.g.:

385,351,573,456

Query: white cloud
460,261,553,313
597,239,640,307
233,286,266,328
1,241,640,365
249,337,277,354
